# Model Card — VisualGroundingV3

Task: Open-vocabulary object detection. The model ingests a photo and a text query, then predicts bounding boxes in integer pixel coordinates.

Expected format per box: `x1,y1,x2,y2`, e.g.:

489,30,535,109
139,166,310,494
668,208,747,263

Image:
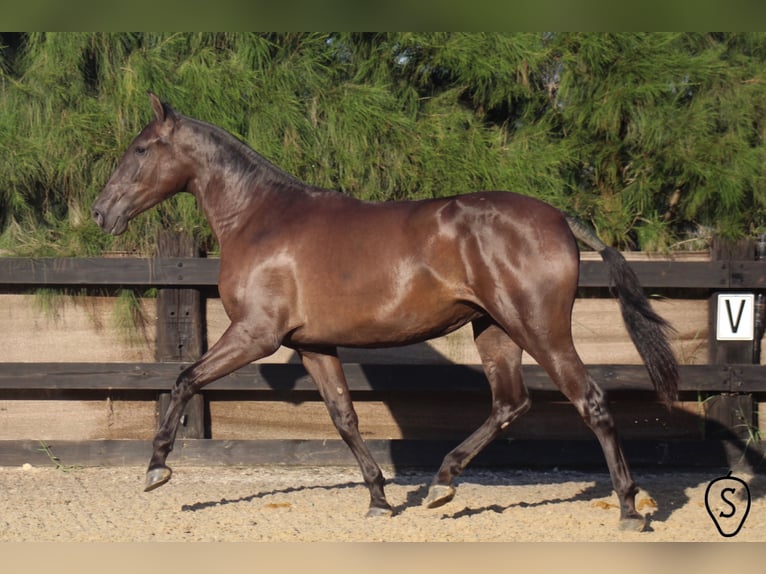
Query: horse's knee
171,369,198,400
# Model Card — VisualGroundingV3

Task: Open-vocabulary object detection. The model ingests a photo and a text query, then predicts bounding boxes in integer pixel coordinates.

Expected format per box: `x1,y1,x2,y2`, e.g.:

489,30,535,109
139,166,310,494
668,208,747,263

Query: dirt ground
1,463,764,542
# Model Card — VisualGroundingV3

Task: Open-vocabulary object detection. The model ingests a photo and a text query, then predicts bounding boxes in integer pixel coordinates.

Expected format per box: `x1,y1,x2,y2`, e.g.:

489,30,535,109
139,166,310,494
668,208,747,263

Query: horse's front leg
145,322,279,491
299,347,393,517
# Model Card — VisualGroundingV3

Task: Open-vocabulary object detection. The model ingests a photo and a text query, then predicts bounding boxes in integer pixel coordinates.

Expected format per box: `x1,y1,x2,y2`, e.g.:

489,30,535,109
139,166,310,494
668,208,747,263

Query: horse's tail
565,216,679,407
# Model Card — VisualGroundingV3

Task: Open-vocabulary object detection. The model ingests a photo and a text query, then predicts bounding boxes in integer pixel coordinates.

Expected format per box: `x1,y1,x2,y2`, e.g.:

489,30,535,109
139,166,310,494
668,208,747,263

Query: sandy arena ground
1,463,764,542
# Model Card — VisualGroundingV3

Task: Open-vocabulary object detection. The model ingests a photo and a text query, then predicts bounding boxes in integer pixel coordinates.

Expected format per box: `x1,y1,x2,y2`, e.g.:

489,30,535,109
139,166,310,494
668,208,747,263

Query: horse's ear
147,91,177,125
148,92,165,121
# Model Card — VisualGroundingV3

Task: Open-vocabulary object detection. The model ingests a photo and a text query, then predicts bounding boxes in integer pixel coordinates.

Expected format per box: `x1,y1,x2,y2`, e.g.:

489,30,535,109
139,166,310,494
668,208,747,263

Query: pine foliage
1,32,764,255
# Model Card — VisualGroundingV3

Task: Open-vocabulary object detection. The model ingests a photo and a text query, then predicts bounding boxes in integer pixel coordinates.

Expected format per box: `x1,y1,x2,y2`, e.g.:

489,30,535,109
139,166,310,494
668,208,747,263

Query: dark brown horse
93,92,678,531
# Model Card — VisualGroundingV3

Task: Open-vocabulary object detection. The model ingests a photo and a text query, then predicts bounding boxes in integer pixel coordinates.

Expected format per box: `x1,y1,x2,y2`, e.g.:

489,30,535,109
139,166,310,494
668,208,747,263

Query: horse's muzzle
92,206,128,236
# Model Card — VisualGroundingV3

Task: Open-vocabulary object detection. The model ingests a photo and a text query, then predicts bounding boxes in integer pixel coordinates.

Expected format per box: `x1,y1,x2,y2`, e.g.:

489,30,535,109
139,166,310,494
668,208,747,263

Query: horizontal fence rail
1,256,765,289
0,362,763,394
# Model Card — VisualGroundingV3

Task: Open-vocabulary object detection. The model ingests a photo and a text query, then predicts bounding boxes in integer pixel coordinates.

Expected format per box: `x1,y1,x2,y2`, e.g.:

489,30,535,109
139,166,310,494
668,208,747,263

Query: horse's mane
184,116,305,190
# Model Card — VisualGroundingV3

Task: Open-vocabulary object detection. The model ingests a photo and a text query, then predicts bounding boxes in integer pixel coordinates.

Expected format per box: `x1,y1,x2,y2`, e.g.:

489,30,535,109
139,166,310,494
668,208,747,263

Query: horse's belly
289,299,481,348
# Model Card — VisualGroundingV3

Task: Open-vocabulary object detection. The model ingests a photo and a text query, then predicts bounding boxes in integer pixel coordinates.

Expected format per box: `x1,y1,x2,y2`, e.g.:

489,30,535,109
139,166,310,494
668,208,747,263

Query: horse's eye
135,146,147,156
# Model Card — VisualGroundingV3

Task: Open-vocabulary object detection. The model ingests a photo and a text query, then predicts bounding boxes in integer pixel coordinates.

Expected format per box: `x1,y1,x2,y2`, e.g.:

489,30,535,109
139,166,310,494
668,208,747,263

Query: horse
92,92,678,531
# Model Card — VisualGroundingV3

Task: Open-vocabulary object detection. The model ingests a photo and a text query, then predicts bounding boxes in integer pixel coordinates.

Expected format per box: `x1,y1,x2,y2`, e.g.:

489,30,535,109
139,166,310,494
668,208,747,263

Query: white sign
716,294,755,341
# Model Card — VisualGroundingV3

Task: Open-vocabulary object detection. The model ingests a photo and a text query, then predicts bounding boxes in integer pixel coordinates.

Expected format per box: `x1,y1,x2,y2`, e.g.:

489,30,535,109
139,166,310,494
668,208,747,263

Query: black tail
566,216,679,407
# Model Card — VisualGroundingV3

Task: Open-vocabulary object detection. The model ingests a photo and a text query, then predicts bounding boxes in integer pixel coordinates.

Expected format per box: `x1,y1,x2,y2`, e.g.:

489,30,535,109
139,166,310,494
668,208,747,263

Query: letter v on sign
716,294,755,341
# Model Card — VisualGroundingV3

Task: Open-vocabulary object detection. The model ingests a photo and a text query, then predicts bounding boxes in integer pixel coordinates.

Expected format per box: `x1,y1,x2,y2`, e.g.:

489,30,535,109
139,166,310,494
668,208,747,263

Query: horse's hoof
144,466,172,492
423,484,456,508
366,506,393,518
618,515,647,532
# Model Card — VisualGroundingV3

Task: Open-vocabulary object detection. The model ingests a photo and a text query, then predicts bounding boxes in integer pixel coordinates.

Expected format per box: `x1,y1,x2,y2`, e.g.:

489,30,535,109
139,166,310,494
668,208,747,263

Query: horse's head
93,92,189,235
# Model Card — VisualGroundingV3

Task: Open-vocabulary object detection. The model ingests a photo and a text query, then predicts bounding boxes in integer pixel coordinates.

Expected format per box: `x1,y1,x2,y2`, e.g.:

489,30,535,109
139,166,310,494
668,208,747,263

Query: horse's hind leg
535,346,646,531
424,317,531,508
299,347,392,517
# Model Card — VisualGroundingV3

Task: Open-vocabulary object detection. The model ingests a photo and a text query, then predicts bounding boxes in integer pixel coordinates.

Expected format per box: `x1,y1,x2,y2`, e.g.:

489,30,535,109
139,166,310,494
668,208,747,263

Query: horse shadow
176,466,617,519
204,338,766,528
179,463,766,532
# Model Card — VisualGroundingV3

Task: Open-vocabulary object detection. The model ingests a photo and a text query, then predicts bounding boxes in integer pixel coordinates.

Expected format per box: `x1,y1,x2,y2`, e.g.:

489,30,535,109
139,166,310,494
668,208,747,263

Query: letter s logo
705,472,751,537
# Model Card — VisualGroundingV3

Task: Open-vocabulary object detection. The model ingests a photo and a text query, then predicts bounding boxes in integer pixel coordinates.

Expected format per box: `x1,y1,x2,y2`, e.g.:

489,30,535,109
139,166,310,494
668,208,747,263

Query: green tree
1,32,764,256
550,32,766,248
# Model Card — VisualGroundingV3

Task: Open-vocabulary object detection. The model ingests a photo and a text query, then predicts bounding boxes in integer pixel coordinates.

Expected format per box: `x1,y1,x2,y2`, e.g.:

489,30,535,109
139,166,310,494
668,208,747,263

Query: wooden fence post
753,233,766,364
155,230,207,439
706,237,757,469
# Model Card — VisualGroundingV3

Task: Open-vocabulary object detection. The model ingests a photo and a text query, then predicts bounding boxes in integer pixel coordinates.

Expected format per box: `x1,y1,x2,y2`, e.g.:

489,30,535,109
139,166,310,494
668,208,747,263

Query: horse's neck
181,119,310,244
189,177,261,242
188,159,305,245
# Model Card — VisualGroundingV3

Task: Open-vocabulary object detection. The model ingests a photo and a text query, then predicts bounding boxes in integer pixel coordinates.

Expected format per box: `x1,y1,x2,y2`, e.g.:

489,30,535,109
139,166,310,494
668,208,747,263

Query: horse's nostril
92,208,104,228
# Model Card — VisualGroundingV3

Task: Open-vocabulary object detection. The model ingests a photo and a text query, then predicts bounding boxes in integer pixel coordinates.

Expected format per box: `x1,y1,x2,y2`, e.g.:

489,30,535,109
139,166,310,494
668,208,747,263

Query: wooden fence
1,234,765,472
